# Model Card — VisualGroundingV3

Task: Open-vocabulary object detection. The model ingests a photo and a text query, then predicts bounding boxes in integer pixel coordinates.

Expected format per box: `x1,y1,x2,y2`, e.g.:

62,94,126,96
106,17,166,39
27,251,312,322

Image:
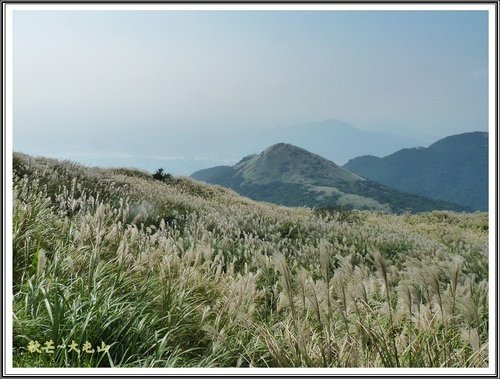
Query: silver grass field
12,152,488,368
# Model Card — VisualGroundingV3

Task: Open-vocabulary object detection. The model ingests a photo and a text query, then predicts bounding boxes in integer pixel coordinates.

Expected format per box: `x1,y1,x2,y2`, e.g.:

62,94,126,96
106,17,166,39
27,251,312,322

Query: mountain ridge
18,118,430,175
192,143,468,213
258,119,429,165
344,131,488,211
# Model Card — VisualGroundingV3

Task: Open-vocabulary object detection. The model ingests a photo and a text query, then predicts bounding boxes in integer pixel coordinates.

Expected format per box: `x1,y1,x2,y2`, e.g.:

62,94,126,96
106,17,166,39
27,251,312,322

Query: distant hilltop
344,131,488,211
192,142,469,213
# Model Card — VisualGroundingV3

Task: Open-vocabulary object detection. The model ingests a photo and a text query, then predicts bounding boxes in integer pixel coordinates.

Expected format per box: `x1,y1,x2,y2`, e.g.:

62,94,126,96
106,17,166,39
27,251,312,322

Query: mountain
17,118,427,175
258,119,429,165
343,132,488,211
192,143,468,213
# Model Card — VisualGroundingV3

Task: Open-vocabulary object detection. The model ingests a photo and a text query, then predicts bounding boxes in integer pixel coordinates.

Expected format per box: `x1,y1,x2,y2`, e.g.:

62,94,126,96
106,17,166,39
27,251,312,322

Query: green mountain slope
192,143,468,213
343,132,488,211
12,152,488,368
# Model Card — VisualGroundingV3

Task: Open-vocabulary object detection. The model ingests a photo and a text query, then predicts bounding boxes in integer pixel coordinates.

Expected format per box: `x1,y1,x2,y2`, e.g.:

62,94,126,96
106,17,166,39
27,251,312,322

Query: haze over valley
13,11,488,175
16,118,434,175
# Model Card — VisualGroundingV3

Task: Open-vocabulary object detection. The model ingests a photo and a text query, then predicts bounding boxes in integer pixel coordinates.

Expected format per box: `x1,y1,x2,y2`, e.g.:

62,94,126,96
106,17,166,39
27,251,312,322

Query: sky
12,9,489,173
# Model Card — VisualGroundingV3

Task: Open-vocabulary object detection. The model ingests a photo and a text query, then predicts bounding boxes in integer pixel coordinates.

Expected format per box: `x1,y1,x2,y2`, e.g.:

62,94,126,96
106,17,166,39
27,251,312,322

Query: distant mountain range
20,118,428,175
257,119,430,165
344,132,488,211
191,143,468,213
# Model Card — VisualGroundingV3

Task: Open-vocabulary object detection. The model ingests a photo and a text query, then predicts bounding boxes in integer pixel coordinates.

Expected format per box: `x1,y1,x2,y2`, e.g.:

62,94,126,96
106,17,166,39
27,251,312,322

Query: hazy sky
13,9,489,169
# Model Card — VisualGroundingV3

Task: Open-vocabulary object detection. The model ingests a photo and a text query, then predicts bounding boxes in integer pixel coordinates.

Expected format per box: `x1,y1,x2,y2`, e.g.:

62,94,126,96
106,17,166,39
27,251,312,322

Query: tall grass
12,153,489,368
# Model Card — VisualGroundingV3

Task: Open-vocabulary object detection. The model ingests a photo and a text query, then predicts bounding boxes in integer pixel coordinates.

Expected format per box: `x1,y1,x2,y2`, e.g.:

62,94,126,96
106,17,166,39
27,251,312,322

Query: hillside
12,152,488,368
344,132,488,211
192,143,468,213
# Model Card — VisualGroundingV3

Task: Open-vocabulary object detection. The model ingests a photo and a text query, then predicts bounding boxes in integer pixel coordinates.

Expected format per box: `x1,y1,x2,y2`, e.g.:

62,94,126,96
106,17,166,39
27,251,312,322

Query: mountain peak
344,131,488,211
264,142,293,151
263,142,310,156
192,142,468,212
235,142,361,186
427,131,488,153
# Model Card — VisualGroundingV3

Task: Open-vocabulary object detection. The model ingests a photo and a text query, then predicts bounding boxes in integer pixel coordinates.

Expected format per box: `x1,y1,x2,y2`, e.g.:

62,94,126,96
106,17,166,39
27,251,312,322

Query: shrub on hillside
152,168,172,182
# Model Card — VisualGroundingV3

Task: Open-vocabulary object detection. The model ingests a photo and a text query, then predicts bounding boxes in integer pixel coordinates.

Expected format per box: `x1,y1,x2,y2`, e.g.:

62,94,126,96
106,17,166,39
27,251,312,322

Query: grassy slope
192,144,469,213
13,153,488,368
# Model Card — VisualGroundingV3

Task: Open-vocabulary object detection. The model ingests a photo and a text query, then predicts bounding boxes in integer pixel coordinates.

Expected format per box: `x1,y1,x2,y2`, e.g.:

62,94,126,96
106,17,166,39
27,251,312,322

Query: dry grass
12,152,489,368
